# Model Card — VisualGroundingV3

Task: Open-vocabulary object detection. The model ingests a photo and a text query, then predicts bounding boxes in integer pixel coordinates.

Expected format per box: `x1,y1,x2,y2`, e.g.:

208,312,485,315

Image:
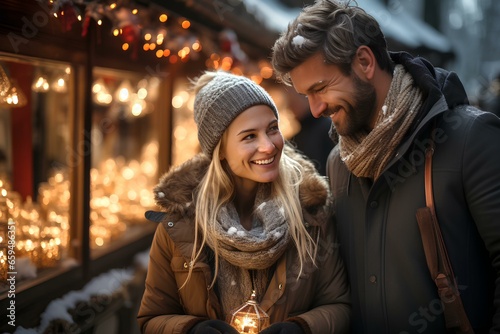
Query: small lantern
228,290,270,334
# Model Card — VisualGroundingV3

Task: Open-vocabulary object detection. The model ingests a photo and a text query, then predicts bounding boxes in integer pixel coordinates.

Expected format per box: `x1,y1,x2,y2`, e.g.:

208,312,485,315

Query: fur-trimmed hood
148,143,331,225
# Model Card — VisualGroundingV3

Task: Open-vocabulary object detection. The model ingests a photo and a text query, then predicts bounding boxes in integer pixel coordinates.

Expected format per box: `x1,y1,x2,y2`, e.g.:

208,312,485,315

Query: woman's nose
258,136,275,152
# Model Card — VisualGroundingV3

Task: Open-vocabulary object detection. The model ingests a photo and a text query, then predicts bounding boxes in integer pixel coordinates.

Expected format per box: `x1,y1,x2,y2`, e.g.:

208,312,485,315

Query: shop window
0,54,75,288
90,68,159,256
0,56,162,292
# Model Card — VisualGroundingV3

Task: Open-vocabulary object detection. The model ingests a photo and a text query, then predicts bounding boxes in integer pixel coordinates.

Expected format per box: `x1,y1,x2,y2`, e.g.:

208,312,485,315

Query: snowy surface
134,248,150,270
14,257,78,282
15,257,37,281
10,251,149,334
13,268,134,334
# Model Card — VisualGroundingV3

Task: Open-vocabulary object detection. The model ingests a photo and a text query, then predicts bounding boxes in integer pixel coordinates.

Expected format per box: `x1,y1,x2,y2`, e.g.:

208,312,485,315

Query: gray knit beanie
193,71,279,157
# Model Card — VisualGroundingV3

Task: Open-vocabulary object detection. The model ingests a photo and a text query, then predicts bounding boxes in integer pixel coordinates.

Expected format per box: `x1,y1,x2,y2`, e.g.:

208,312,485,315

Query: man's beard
330,73,377,137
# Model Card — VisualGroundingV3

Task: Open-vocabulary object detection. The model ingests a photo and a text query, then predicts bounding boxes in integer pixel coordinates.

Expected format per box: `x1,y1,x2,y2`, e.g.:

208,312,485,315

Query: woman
137,71,350,334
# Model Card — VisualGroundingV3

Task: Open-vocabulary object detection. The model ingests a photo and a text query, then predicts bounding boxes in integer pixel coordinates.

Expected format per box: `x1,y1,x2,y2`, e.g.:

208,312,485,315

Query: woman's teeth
254,157,275,165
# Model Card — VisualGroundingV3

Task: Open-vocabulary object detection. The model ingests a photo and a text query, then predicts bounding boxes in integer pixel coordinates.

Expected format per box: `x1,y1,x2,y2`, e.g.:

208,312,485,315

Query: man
272,1,499,333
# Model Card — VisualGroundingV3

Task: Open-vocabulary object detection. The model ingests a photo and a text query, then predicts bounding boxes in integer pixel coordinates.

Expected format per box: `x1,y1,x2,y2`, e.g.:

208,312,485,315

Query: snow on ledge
13,268,134,334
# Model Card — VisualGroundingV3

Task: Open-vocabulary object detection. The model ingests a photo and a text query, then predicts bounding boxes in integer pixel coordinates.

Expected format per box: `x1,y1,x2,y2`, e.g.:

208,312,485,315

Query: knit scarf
205,185,290,316
339,65,424,180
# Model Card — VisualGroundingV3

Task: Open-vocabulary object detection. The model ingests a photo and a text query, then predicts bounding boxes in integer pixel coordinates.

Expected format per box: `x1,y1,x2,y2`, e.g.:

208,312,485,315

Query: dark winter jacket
327,52,500,333
138,145,351,334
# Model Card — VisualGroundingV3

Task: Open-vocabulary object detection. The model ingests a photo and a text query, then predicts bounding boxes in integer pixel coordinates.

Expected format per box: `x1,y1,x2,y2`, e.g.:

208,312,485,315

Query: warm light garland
46,0,274,78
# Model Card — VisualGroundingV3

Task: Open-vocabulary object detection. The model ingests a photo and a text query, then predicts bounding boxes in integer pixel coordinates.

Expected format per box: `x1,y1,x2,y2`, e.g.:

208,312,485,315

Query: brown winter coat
137,145,351,334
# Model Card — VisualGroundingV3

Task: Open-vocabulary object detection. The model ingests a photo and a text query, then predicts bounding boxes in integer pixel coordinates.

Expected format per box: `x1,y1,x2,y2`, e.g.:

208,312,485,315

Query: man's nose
308,95,327,118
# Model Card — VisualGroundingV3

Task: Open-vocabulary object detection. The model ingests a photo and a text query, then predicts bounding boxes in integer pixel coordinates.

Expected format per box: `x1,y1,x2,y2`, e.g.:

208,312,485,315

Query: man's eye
317,86,327,93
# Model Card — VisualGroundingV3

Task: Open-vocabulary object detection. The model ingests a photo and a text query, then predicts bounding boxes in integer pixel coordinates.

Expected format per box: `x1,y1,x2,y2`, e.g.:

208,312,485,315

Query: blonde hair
181,139,318,289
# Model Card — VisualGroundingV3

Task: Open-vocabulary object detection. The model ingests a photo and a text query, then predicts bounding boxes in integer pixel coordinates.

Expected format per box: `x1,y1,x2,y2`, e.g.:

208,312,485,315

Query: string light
51,74,68,93
1,79,27,107
159,14,168,22
192,41,201,51
47,1,268,77
32,75,50,92
115,80,133,103
169,55,178,64
181,20,191,29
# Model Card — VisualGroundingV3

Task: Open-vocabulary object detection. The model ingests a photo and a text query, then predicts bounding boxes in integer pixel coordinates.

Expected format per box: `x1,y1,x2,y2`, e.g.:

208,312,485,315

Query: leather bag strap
415,128,474,334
